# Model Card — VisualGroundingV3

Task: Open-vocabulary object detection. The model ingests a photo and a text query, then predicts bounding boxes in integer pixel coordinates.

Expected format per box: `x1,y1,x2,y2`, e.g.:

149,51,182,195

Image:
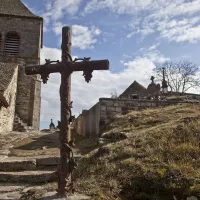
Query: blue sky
22,0,200,130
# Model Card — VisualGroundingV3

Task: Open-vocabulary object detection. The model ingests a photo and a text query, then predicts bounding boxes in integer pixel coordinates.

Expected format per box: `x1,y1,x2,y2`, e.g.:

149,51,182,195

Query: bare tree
154,60,200,93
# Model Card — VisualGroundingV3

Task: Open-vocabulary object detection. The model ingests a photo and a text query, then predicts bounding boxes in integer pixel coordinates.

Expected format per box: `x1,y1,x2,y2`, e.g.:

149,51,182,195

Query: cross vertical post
24,25,109,197
58,27,72,195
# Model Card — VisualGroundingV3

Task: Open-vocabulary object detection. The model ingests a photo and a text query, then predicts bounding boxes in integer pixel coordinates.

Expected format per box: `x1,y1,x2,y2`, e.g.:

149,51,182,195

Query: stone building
119,78,161,100
0,0,43,132
119,80,147,99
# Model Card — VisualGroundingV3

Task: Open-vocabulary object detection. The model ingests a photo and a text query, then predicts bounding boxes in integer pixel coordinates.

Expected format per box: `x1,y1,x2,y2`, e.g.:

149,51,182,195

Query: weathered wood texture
25,26,109,197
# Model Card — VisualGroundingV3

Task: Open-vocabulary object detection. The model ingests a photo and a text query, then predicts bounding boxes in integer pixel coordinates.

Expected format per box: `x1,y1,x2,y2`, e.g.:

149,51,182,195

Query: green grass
73,103,200,200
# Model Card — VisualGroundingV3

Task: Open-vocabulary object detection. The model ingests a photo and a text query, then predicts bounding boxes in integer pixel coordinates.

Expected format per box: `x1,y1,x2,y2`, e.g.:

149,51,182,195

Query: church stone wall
0,65,18,132
0,16,42,130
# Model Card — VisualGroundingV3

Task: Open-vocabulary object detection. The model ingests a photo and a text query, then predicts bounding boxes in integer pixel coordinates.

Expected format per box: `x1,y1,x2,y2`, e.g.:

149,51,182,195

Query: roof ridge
17,0,38,17
0,0,42,20
132,80,146,89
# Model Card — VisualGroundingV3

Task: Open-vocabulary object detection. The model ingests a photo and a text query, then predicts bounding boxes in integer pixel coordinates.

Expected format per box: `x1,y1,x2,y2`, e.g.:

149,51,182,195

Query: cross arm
69,59,109,72
25,60,109,75
25,63,65,75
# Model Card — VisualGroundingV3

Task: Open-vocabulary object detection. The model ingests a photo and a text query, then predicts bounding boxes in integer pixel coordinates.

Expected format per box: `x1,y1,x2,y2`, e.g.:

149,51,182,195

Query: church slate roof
0,0,42,20
119,80,147,98
0,63,17,107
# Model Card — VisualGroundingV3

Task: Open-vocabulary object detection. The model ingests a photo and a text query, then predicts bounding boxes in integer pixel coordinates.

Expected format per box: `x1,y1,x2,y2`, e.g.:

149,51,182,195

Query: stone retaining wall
99,98,198,125
74,103,100,136
74,98,199,136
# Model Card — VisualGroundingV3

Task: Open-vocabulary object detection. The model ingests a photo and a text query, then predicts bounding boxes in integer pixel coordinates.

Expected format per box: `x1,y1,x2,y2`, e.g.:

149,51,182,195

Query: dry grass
73,103,200,200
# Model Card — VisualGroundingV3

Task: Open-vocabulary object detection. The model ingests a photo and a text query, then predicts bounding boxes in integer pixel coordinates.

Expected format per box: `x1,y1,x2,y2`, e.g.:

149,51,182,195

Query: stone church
0,0,43,132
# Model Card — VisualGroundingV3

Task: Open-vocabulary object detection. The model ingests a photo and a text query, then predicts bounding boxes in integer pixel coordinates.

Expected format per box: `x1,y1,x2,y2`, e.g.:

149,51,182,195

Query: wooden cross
25,26,109,196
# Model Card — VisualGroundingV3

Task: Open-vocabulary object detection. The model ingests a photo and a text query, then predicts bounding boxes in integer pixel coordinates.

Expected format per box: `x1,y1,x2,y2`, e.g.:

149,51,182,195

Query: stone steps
0,191,22,200
0,183,45,199
0,158,36,171
0,183,28,193
0,156,82,171
0,170,57,183
0,154,83,198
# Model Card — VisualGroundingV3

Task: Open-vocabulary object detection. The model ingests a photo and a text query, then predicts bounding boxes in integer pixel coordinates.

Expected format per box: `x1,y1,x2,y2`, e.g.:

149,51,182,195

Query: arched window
4,32,20,55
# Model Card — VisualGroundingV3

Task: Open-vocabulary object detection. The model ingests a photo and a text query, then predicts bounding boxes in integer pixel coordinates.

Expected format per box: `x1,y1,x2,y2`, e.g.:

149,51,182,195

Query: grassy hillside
73,103,200,200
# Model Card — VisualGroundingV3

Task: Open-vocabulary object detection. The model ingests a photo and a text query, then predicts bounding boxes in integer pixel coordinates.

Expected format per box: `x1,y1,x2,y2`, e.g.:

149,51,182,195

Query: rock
102,132,128,141
187,197,198,200
98,138,111,145
95,147,110,157
173,196,178,200
22,185,43,193
41,191,90,200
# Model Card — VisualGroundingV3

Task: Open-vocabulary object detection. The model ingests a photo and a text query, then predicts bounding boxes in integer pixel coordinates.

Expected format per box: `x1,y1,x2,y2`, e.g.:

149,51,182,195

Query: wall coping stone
99,98,200,104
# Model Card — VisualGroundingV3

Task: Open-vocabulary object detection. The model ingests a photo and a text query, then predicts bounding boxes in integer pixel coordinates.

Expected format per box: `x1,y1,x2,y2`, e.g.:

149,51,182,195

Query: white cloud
72,25,101,49
41,0,82,33
52,22,65,36
44,1,53,10
42,12,52,32
41,0,101,50
45,0,82,20
84,0,200,43
158,18,200,43
148,43,160,51
126,32,136,38
149,0,200,19
40,45,168,123
40,46,62,64
135,2,200,42
84,0,153,15
45,22,102,50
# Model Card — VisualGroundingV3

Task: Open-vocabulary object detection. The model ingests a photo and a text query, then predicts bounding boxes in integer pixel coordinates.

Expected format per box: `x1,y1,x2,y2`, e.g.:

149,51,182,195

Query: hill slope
73,103,200,200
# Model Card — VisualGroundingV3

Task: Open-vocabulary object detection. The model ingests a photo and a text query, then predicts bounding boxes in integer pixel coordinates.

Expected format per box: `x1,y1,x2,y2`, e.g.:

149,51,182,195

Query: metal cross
25,26,109,196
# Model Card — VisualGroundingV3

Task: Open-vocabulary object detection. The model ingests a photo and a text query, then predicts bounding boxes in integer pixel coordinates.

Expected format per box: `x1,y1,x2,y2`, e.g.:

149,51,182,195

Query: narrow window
4,32,20,55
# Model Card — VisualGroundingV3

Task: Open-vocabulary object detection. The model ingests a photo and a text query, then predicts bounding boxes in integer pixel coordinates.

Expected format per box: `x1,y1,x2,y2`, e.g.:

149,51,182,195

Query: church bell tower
0,0,43,130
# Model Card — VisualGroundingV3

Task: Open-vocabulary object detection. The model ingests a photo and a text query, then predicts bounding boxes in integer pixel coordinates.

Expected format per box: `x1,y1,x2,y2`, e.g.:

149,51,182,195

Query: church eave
0,13,43,21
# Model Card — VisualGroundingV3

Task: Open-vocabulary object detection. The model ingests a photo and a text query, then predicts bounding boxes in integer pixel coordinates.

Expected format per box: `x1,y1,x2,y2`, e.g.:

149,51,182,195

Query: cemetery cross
25,26,109,196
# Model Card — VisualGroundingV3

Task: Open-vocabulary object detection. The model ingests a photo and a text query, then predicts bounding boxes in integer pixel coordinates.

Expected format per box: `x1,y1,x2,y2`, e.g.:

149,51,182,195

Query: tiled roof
0,0,42,20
